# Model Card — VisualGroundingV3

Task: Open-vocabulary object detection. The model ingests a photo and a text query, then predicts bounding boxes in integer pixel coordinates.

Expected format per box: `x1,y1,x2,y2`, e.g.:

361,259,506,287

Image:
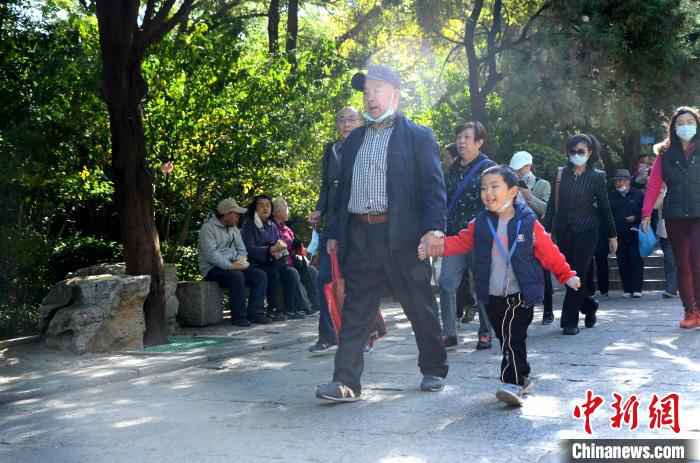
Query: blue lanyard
487,218,522,266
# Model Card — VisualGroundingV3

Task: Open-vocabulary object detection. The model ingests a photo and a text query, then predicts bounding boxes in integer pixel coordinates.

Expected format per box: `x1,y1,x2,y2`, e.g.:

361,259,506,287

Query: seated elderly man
198,198,270,326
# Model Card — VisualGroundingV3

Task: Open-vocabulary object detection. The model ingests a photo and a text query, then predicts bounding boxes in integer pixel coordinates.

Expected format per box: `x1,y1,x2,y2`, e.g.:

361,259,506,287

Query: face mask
569,154,588,167
616,187,628,194
497,200,512,213
364,93,395,124
676,124,697,141
522,172,536,187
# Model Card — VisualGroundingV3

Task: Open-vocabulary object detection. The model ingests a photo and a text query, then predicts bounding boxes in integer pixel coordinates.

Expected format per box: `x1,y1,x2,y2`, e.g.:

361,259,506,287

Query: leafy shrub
161,242,201,282
48,235,123,283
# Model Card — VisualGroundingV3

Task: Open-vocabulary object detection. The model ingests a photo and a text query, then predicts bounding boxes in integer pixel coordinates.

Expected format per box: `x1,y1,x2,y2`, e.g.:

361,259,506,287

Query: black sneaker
443,335,458,350
268,311,287,322
249,315,272,325
562,327,580,335
308,341,337,356
542,311,554,325
461,306,476,323
305,306,320,315
476,334,492,350
316,382,361,402
584,312,597,328
285,311,305,320
420,375,445,392
231,317,252,327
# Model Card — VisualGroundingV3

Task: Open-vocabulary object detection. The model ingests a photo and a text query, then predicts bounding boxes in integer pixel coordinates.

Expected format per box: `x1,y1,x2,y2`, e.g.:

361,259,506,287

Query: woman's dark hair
455,121,487,142
445,143,459,159
659,106,700,155
481,165,519,188
247,194,272,220
566,133,601,168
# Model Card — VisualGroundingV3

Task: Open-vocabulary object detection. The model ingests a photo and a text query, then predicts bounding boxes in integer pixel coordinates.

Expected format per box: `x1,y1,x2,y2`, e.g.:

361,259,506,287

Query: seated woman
241,194,308,320
271,197,320,315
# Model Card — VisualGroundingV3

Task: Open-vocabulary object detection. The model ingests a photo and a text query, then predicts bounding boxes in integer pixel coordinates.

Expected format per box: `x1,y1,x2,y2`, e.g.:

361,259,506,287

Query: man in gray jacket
199,198,269,326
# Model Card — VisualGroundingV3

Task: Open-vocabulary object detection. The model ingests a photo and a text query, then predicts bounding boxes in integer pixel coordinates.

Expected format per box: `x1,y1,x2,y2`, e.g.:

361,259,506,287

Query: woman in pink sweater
641,107,700,329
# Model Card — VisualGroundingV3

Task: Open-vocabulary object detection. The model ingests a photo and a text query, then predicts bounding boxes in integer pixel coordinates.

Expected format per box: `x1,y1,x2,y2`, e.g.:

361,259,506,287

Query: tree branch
489,1,552,57
335,0,400,47
139,0,195,53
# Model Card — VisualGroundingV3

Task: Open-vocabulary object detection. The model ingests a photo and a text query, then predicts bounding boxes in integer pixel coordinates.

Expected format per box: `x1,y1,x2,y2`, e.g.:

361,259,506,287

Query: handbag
638,226,657,258
323,248,387,344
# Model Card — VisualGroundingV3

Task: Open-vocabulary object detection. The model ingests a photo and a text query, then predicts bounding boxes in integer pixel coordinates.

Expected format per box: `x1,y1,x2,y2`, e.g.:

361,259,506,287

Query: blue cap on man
351,64,401,91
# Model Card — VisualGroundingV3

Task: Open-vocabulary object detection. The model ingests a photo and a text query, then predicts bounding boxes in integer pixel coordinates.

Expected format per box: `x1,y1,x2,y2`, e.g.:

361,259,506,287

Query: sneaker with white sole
496,383,524,406
315,382,361,402
308,341,337,356
632,292,642,298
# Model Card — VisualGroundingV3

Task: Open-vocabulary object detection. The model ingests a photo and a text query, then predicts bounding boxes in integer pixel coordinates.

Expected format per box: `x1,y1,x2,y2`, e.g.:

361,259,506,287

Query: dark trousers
332,220,448,393
543,270,553,314
666,218,700,311
557,226,599,329
617,238,644,293
456,272,476,318
486,294,534,386
295,258,321,311
205,266,267,320
317,233,338,344
255,261,309,314
593,236,610,295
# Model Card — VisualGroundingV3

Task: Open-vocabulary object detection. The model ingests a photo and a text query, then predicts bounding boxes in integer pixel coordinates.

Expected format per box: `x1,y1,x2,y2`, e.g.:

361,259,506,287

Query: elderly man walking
315,64,448,402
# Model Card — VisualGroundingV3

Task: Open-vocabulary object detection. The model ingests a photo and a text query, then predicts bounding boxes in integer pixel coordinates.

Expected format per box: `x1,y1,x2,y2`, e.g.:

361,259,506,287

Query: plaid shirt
347,125,394,214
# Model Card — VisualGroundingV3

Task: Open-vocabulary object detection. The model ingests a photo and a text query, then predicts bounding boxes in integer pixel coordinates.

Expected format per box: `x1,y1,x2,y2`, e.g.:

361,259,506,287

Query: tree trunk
622,129,641,172
286,0,299,67
96,1,167,346
463,0,489,126
268,0,280,55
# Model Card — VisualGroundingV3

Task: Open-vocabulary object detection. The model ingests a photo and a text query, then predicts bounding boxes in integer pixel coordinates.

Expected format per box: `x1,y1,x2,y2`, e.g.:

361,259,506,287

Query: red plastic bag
324,248,387,345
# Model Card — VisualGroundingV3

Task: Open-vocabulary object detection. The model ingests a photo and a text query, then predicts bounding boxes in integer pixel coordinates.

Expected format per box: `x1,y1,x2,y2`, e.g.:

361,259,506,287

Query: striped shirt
347,126,394,213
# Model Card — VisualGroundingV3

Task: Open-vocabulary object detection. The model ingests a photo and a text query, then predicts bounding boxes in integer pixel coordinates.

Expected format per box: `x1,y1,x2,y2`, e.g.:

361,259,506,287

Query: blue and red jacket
444,203,575,306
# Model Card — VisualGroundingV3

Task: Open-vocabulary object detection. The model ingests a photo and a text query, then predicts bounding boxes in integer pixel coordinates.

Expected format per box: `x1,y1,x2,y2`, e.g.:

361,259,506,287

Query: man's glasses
569,149,587,155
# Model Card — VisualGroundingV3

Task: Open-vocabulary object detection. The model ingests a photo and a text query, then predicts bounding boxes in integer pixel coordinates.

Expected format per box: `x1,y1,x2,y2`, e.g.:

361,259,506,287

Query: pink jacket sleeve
642,156,664,219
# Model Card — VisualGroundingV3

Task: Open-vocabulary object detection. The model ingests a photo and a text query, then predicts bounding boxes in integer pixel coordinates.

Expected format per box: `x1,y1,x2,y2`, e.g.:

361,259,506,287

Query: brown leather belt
352,212,389,224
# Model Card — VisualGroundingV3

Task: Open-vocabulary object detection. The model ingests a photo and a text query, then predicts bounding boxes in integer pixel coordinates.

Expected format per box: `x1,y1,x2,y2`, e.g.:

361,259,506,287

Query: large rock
176,281,224,327
67,262,179,333
40,274,150,354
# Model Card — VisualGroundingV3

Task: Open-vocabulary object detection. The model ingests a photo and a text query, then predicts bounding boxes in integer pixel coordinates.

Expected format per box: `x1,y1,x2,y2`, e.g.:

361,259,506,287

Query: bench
176,281,224,326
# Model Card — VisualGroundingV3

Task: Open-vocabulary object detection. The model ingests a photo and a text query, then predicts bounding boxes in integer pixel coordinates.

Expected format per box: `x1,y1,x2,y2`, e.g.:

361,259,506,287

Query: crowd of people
197,64,699,407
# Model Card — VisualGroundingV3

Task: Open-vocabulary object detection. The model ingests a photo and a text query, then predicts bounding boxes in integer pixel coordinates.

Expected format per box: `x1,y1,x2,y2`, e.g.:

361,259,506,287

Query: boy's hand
565,276,581,291
417,243,427,260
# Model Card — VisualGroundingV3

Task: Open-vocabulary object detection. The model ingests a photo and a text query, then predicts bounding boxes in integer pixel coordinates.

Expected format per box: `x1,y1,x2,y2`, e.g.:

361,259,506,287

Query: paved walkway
1,290,699,462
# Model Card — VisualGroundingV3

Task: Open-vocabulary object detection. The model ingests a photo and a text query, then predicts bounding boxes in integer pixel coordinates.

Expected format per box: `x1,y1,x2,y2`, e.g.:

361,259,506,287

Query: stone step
607,266,666,280
606,279,667,291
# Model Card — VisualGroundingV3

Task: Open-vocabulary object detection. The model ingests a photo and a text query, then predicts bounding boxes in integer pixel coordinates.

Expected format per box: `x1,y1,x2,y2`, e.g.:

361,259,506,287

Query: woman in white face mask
543,133,618,335
641,106,700,329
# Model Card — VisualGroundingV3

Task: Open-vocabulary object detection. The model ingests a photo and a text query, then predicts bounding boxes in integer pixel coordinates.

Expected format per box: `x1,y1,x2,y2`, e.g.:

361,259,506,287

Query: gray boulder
41,274,150,354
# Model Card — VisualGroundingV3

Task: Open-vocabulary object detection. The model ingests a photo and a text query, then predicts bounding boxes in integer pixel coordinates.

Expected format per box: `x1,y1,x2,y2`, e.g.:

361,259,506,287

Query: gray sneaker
315,382,361,403
496,383,524,406
308,341,337,356
420,375,445,392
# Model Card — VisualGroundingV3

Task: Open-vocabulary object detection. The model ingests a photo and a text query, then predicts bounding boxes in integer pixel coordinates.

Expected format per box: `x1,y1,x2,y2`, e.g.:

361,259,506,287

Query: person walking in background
420,165,580,406
509,150,554,324
642,106,700,329
308,107,364,355
544,134,618,335
315,64,448,402
439,121,496,350
654,186,679,299
609,169,644,298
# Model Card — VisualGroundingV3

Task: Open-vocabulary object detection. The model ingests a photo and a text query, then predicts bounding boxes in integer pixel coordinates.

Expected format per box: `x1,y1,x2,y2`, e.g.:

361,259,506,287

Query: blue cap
351,64,401,91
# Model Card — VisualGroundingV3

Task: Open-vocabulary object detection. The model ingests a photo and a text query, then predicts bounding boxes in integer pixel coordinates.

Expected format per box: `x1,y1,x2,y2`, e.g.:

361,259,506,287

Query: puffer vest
662,143,700,220
473,204,545,306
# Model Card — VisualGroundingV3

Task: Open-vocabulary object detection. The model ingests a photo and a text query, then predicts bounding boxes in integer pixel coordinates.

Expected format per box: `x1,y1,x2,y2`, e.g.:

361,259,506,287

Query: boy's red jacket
444,219,576,284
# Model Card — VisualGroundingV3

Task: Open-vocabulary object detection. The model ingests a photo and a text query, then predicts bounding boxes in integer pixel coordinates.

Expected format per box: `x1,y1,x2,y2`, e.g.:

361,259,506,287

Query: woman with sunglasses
544,134,618,335
641,107,700,329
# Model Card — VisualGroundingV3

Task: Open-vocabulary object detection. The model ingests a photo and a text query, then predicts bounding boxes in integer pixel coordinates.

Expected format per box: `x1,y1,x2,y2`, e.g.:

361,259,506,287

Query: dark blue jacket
609,188,644,244
328,113,447,262
473,203,545,306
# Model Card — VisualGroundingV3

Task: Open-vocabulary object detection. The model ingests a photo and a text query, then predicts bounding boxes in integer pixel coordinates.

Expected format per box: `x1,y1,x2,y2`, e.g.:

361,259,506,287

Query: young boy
419,165,581,406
